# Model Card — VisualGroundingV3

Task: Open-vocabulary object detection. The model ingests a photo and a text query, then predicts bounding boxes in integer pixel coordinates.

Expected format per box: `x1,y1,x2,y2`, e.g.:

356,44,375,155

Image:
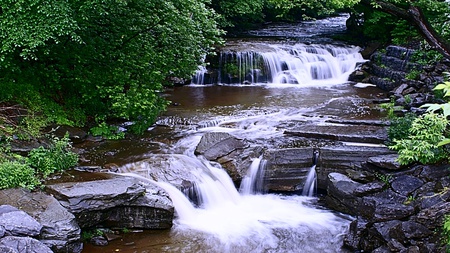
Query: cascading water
193,43,365,85
129,155,351,253
239,156,267,195
302,150,319,197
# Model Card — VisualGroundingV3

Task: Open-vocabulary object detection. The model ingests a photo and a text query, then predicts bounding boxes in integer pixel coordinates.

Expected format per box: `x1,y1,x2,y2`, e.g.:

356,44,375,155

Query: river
82,15,387,253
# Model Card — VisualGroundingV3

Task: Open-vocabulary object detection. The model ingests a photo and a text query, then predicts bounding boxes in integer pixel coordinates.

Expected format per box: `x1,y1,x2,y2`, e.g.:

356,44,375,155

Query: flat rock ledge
0,175,174,253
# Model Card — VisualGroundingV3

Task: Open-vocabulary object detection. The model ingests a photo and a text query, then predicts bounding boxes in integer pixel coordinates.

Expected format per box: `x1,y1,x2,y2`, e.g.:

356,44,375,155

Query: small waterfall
148,156,349,252
191,65,207,85
191,43,365,85
302,150,319,197
239,156,267,195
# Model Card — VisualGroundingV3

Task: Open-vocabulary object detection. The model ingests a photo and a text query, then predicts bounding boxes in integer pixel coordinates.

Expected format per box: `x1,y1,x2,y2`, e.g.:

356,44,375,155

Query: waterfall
302,150,319,197
239,156,267,195
191,43,365,85
143,155,349,252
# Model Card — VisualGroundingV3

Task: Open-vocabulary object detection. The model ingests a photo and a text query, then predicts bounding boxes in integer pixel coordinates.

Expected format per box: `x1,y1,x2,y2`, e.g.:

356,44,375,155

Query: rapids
82,15,386,253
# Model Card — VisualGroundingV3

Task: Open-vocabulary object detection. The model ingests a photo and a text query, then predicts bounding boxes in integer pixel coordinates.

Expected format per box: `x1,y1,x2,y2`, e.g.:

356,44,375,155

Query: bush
387,112,417,144
0,161,40,190
28,134,78,177
389,113,448,165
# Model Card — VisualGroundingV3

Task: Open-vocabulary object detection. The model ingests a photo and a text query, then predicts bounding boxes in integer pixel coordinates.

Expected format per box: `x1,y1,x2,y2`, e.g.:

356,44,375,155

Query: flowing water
82,15,388,253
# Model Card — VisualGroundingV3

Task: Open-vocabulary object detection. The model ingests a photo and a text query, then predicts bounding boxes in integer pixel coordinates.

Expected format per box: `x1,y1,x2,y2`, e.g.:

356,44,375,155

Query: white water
148,158,350,253
302,165,317,197
193,43,365,86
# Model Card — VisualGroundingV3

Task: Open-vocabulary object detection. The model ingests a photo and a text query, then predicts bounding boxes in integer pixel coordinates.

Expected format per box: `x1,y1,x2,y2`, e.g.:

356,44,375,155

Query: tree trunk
361,0,450,59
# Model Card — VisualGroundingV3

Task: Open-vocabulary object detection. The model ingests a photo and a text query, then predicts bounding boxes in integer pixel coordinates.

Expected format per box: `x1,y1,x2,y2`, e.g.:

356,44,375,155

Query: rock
390,175,423,196
373,220,402,243
325,173,362,214
105,183,174,229
0,205,42,237
354,182,385,196
264,147,314,191
90,236,108,246
367,154,403,171
390,221,432,244
0,236,52,253
0,189,82,253
45,176,146,228
117,154,210,190
46,176,145,214
195,132,248,160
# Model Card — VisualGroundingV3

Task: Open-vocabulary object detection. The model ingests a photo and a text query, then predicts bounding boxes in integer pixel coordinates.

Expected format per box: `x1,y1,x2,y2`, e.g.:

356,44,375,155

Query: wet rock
116,154,205,189
373,220,402,244
390,175,423,196
0,205,42,237
413,201,450,230
46,176,146,228
195,132,248,160
106,183,174,229
0,236,53,253
264,147,314,191
354,182,385,196
345,169,375,183
325,173,362,214
367,154,402,171
389,221,431,244
285,124,387,144
90,236,108,246
0,189,81,253
46,176,145,213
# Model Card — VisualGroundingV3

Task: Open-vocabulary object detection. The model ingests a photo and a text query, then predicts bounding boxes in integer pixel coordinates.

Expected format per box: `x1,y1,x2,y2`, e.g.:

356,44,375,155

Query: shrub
387,112,417,144
390,113,448,165
27,134,78,178
0,161,40,190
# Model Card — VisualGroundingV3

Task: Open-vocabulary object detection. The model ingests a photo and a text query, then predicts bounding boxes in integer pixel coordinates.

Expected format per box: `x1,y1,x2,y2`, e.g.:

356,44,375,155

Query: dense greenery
0,134,78,190
0,0,222,135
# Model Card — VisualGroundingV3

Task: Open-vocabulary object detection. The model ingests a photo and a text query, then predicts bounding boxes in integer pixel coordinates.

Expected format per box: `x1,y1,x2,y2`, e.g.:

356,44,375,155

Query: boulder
0,189,82,253
46,175,174,229
105,183,174,229
367,154,402,171
0,205,42,237
195,132,248,160
0,236,52,253
325,173,362,215
118,154,211,190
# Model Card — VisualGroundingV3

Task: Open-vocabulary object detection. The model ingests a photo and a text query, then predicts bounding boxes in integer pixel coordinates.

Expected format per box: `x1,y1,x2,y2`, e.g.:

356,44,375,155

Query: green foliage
0,161,41,190
1,0,222,134
90,122,125,140
0,133,78,190
444,215,450,251
27,134,78,177
390,113,449,165
405,69,421,81
387,112,417,144
81,229,104,241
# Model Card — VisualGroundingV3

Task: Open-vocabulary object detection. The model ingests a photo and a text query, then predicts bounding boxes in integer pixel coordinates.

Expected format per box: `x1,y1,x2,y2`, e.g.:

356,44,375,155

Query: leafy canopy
0,0,222,134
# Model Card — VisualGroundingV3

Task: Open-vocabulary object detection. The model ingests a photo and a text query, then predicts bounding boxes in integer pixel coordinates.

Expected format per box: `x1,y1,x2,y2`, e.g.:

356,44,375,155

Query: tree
359,0,450,59
0,0,222,134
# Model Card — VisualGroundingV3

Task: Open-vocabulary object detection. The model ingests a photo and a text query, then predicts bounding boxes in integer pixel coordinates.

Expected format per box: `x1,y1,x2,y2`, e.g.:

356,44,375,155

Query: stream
82,15,388,253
